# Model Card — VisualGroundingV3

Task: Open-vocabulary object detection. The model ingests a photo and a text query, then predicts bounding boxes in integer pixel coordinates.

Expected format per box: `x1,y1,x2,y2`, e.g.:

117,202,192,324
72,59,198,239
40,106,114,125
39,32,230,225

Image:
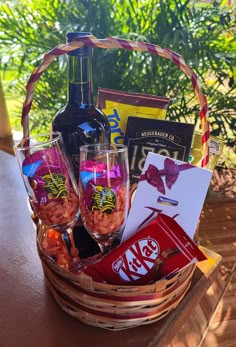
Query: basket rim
37,223,196,293
35,224,222,331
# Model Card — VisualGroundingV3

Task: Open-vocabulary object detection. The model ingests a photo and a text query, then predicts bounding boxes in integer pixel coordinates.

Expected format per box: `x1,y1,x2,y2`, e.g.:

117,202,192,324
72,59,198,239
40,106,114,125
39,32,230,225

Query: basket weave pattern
38,225,195,330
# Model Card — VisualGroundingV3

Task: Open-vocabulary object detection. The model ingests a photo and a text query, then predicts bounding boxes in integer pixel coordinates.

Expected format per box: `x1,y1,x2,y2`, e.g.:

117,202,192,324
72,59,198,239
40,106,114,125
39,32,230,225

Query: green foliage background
0,0,235,148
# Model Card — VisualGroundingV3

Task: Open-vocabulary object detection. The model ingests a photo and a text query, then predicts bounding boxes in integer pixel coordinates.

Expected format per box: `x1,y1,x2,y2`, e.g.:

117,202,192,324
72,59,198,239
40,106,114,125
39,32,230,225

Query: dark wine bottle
52,32,110,181
52,32,110,259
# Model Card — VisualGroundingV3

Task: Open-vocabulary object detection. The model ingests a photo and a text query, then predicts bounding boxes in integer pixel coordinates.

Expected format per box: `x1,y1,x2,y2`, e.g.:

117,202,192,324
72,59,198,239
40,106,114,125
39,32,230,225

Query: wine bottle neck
67,55,93,105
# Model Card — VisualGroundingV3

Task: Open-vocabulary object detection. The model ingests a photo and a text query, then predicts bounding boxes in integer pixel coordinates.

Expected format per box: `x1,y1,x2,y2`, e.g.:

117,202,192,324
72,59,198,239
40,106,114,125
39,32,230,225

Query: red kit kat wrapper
84,214,206,285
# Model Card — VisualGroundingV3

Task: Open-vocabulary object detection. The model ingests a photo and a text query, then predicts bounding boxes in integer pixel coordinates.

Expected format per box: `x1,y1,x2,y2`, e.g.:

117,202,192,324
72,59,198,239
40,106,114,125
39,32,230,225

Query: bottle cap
66,32,93,56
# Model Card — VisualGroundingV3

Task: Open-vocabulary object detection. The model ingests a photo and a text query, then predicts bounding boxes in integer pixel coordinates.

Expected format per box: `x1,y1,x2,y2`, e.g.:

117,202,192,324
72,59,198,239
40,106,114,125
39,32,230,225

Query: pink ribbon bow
140,158,193,194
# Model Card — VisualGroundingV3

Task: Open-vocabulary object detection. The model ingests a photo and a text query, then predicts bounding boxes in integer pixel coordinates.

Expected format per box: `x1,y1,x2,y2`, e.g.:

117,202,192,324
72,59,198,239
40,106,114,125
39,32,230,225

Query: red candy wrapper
84,213,206,285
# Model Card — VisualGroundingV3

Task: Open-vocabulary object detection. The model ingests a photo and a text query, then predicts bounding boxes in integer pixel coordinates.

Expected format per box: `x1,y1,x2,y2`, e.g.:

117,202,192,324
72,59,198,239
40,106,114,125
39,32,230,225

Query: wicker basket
21,35,210,330
37,224,196,330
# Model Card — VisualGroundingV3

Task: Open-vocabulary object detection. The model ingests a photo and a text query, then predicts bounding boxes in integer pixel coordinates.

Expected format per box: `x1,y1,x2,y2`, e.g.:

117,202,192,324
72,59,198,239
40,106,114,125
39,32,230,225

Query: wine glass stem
61,232,72,255
99,243,112,256
61,227,79,260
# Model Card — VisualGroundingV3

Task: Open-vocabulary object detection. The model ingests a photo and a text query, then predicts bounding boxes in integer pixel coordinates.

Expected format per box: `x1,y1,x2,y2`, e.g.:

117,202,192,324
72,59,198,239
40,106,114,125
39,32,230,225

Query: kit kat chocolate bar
124,117,194,187
84,213,206,285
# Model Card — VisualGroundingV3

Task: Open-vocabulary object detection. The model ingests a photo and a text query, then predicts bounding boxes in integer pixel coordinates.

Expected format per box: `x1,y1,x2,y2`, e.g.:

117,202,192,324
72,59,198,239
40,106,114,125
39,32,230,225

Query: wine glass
79,143,129,256
14,132,80,269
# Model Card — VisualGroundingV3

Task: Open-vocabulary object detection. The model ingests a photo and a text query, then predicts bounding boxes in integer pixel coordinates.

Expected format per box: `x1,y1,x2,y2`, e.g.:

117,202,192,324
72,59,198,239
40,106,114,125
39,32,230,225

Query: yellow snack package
97,88,170,144
189,131,224,170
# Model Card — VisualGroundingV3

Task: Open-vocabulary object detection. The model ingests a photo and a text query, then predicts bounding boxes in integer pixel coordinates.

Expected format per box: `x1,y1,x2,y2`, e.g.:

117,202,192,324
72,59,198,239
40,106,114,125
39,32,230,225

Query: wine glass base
86,227,121,246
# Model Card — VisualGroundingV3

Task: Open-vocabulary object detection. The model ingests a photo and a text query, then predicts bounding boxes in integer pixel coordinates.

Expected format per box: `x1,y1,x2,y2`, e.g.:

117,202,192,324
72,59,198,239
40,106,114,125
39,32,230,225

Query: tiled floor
198,195,236,347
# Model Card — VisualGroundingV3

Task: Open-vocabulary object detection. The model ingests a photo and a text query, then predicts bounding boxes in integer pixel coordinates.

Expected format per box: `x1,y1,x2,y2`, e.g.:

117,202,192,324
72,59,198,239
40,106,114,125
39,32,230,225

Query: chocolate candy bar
84,213,206,285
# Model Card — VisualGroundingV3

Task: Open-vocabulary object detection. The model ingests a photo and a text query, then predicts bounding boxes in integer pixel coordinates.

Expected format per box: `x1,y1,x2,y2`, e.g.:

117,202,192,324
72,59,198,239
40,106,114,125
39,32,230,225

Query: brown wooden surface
198,196,236,347
167,194,236,347
0,148,233,347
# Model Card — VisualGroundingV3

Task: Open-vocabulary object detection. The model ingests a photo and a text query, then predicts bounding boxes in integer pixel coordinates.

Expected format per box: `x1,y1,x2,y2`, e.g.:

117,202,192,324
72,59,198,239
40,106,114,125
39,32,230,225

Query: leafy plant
0,0,235,149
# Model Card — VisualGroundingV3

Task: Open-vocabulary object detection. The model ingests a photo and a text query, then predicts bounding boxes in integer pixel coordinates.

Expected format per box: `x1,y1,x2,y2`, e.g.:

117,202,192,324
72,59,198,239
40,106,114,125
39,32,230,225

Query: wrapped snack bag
189,131,224,170
97,88,170,144
84,213,206,285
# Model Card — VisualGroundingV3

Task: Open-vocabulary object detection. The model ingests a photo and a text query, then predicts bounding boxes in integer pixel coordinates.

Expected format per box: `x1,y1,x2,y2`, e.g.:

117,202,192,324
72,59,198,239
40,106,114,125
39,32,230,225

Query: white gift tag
122,152,212,242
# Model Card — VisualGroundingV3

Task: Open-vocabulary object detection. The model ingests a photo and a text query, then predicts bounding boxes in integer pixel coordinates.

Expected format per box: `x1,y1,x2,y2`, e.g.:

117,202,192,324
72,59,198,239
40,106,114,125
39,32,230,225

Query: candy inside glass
79,144,129,256
14,132,80,268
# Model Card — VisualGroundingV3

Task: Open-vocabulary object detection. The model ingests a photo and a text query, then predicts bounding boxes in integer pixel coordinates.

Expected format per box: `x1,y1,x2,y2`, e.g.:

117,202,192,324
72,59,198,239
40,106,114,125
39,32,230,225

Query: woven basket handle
21,35,210,167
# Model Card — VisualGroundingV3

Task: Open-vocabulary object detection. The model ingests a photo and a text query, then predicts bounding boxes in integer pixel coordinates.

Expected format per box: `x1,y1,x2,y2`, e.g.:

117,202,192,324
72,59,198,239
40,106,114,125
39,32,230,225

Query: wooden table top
0,150,222,347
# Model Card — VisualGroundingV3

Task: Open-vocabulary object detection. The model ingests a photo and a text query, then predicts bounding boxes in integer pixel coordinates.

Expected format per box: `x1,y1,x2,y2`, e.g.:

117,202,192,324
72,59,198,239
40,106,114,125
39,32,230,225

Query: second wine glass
79,144,129,255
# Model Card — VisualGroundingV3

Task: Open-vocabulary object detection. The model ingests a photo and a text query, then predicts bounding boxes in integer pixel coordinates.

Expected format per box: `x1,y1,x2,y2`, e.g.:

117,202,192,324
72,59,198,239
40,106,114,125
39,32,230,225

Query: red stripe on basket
78,276,189,302
202,128,210,143
47,263,193,303
201,155,210,168
22,101,32,121
170,52,181,68
191,73,198,89
200,105,208,120
44,47,70,58
27,72,43,86
73,36,97,47
116,38,134,51
52,279,191,320
145,43,158,55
